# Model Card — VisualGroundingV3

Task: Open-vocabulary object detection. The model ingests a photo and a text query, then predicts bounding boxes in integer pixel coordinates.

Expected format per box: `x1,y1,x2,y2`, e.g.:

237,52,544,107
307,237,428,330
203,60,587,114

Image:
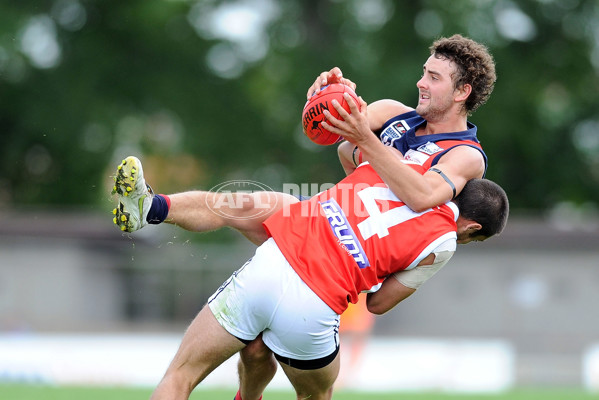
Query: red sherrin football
302,83,361,146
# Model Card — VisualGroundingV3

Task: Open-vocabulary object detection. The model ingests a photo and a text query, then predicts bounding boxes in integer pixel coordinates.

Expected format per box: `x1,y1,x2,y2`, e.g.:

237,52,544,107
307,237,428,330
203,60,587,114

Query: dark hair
453,178,509,238
430,34,496,115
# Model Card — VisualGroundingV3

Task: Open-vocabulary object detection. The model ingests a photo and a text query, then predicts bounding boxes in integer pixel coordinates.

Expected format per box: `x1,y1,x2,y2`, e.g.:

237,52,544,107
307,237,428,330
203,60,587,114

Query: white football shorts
208,238,340,370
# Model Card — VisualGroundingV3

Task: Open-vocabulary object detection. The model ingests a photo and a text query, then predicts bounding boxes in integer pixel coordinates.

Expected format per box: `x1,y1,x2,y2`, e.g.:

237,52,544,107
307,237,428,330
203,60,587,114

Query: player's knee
228,192,279,224
229,192,269,217
234,193,257,212
157,369,195,397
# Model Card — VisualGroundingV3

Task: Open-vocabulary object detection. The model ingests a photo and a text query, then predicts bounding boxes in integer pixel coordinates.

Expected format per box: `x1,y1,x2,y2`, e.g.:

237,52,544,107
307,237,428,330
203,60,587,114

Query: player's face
415,55,458,121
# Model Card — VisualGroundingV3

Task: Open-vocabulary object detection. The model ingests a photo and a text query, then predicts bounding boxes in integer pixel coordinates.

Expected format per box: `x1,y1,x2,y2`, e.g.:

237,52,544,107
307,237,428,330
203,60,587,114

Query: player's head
453,178,509,244
429,34,496,115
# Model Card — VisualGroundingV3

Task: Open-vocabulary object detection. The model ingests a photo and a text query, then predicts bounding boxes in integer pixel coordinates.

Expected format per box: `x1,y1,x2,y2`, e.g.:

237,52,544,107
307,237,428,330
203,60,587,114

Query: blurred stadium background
1,0,598,397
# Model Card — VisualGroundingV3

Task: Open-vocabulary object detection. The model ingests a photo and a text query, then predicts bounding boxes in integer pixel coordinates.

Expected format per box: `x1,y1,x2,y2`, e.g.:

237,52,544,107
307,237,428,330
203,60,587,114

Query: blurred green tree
0,0,597,213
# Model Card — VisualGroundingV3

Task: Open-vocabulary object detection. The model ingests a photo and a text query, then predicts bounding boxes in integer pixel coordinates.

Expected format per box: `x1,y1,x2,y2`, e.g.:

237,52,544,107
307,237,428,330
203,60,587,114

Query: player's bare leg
111,156,299,244
279,353,340,400
150,306,245,400
236,335,277,400
166,190,299,245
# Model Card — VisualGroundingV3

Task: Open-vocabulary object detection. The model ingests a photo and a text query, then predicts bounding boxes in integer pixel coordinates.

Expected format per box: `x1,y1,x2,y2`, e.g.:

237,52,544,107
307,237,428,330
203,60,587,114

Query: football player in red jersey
113,34,498,400
148,163,508,400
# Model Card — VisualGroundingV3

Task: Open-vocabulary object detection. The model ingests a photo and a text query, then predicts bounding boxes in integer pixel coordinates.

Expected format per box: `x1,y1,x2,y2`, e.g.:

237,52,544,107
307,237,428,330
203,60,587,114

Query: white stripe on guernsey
447,201,459,221
404,231,457,270
363,281,383,293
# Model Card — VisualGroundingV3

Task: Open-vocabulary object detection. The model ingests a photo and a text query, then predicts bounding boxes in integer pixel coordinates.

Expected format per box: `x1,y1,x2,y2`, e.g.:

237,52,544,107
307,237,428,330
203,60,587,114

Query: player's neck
417,115,468,136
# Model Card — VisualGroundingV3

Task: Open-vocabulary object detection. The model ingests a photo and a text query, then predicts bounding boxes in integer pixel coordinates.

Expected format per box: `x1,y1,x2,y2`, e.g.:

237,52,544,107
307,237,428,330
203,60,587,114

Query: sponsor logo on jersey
320,198,370,269
380,120,410,146
416,141,444,155
403,149,430,166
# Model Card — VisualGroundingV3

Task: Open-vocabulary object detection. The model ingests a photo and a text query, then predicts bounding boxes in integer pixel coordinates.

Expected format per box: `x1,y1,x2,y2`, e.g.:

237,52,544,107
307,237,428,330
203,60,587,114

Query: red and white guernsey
263,163,459,314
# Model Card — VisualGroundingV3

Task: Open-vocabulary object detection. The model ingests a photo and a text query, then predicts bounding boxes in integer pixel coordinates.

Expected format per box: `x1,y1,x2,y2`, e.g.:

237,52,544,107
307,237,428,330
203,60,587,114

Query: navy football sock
146,194,170,224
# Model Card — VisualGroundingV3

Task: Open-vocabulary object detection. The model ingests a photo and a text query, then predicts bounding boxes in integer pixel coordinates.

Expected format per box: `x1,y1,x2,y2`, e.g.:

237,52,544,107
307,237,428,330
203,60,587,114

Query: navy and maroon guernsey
378,110,488,175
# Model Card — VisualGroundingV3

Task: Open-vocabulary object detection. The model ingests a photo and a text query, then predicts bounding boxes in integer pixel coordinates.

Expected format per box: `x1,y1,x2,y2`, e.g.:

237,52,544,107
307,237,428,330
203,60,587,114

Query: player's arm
325,96,484,212
337,99,411,176
366,277,416,315
367,248,454,315
337,141,359,175
365,141,485,211
338,142,405,176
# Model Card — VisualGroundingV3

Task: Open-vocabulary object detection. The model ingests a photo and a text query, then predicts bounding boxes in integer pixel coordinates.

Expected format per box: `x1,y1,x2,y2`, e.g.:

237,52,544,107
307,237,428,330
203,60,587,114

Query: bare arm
367,253,435,315
367,246,453,315
338,141,407,176
366,277,416,315
337,141,358,176
337,99,412,175
324,96,485,212
358,135,484,211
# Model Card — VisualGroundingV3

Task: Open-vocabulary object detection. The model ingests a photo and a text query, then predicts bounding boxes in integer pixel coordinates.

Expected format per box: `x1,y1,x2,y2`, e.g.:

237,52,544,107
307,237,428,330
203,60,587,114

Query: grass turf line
0,384,597,400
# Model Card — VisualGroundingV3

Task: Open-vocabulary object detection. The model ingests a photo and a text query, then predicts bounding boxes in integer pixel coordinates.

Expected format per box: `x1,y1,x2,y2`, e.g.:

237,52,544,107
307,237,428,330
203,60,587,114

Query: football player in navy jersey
113,35,495,242
327,34,495,213
111,34,497,400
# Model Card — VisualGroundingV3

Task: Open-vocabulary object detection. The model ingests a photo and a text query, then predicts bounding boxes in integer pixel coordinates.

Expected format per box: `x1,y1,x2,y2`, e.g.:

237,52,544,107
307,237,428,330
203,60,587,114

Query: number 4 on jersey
356,186,433,240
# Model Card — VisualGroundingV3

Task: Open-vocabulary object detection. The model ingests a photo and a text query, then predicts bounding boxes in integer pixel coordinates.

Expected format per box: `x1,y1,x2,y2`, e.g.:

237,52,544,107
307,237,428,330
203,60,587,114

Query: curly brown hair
430,34,496,115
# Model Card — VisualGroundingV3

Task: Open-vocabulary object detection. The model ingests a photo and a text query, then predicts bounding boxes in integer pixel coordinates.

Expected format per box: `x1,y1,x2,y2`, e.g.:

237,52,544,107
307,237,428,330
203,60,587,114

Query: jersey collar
405,120,479,150
447,201,459,221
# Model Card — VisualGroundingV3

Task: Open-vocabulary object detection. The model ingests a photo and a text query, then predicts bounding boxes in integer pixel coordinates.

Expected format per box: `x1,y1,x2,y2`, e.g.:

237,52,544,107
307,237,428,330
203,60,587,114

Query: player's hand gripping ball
302,83,361,145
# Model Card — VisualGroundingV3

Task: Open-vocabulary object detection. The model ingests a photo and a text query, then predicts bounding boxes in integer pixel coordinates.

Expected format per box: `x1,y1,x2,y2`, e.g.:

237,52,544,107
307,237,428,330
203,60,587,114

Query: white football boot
111,156,153,232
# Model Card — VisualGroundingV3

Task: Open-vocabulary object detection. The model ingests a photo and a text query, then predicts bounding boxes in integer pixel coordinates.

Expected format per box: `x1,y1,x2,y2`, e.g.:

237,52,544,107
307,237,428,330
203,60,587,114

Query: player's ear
455,83,472,102
465,221,482,235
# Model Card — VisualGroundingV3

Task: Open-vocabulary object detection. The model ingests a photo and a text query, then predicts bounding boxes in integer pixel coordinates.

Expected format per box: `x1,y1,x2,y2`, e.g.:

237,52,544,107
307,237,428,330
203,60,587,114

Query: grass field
0,384,597,400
